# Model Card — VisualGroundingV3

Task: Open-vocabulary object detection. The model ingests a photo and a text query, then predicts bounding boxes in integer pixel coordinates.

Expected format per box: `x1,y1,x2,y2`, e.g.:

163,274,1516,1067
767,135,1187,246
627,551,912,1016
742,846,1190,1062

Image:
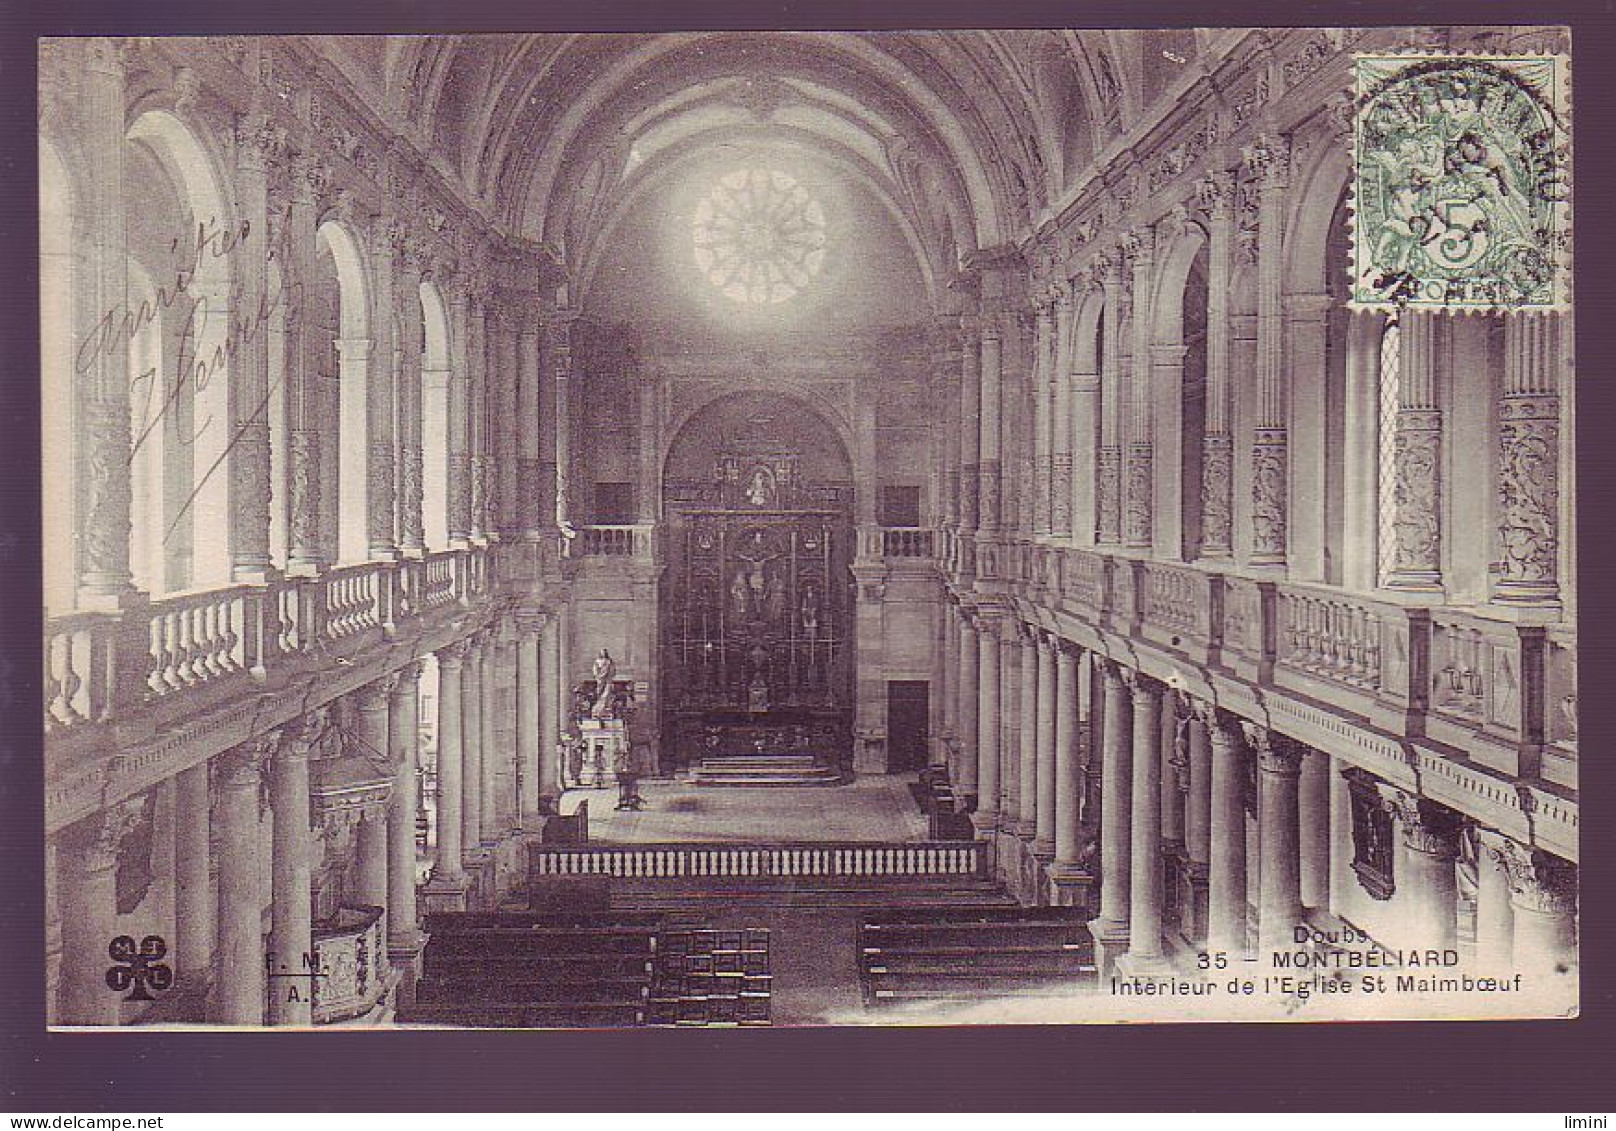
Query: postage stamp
1350,53,1571,312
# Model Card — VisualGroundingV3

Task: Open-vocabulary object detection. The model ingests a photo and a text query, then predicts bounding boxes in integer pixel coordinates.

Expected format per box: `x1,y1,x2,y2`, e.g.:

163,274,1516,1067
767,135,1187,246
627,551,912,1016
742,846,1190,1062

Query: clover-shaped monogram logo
105,935,173,1002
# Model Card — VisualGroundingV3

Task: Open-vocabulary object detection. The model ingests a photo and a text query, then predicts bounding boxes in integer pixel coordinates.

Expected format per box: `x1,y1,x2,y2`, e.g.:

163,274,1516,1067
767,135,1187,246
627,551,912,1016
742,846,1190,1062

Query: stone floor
559,772,932,844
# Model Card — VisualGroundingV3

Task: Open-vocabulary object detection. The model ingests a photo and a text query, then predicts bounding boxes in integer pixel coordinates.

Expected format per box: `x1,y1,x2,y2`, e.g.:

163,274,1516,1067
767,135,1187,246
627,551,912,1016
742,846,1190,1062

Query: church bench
413,978,652,1005
421,953,656,979
397,1002,648,1028
860,948,1095,976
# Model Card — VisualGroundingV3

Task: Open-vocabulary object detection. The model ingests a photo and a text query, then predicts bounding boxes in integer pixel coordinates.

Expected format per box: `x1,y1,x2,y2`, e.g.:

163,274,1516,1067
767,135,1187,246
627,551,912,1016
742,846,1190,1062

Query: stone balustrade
42,545,494,736
943,540,1576,790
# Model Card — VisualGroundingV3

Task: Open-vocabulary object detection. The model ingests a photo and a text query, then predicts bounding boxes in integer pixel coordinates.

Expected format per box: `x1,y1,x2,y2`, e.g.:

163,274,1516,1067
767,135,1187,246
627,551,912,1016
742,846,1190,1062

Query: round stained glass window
692,168,827,305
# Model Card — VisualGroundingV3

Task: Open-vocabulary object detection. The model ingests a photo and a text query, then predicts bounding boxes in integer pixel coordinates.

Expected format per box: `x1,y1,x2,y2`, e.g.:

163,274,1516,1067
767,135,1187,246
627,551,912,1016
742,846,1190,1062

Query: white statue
590,648,617,719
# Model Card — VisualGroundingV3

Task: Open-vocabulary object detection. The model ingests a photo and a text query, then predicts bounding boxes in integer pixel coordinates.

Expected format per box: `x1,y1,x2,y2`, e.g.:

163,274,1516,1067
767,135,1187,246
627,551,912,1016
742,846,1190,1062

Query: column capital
514,609,551,637
1120,666,1160,704
1496,841,1578,917
217,731,282,788
354,672,400,712
1243,724,1305,774
1195,169,1237,219
1241,131,1291,190
1383,790,1462,858
393,658,427,686
438,638,472,670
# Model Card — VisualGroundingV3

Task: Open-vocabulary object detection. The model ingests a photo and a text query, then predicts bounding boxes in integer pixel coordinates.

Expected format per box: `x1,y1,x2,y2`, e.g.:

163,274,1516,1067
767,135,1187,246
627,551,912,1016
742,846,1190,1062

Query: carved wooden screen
662,508,848,715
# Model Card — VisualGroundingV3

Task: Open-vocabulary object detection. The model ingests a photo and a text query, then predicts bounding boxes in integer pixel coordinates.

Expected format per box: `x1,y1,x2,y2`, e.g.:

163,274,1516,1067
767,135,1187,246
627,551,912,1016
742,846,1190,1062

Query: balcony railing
530,840,987,881
937,539,1574,775
43,544,493,734
576,524,656,558
881,528,935,558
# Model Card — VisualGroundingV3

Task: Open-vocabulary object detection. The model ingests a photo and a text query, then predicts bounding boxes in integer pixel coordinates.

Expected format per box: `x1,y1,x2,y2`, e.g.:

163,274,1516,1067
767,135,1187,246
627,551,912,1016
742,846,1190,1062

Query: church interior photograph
37,25,1577,1029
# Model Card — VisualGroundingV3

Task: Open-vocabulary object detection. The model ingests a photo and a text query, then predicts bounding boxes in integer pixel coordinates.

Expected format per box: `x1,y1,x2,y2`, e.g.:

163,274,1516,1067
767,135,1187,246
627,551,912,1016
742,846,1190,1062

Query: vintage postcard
37,25,1577,1031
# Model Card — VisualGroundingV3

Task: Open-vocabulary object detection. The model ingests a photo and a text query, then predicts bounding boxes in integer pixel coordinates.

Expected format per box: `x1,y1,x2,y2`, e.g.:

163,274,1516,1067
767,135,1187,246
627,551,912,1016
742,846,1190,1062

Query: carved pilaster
1496,394,1559,602
288,429,322,567
1201,434,1234,555
80,397,133,592
1096,446,1122,544
1388,409,1443,587
1251,429,1288,562
1123,443,1153,548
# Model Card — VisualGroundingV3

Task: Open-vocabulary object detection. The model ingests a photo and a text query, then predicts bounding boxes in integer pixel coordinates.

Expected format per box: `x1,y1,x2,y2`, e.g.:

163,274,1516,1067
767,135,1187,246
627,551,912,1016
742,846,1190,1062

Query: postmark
1350,53,1570,312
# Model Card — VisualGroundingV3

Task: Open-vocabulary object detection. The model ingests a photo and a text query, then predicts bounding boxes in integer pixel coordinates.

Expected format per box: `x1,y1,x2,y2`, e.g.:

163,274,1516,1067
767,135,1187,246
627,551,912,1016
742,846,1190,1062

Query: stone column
446,281,472,546
70,41,134,604
1090,660,1133,957
1122,671,1168,972
976,618,1001,827
429,641,469,886
285,152,330,575
551,313,575,537
1381,790,1460,951
1031,298,1054,534
1197,172,1236,558
1034,635,1059,855
352,674,397,923
1052,643,1083,871
395,239,428,557
1159,693,1184,849
1096,252,1125,545
57,810,124,1025
1494,313,1561,605
1244,134,1290,568
516,614,544,823
214,736,274,1024
1015,627,1039,837
958,319,981,539
174,762,214,990
1299,748,1332,911
1248,725,1304,954
480,629,501,839
388,661,425,954
1386,310,1443,589
1497,841,1577,979
1472,829,1515,970
1124,229,1156,549
978,321,1003,535
540,614,564,795
1051,287,1075,537
519,315,545,537
1180,701,1212,943
228,108,281,582
956,614,979,800
461,635,484,850
1206,710,1249,956
268,718,319,1026
997,622,1018,819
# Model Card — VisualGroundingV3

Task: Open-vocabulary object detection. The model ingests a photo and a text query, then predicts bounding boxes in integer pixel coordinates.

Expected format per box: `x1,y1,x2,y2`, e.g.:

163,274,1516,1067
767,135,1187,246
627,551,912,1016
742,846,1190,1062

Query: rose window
692,169,827,305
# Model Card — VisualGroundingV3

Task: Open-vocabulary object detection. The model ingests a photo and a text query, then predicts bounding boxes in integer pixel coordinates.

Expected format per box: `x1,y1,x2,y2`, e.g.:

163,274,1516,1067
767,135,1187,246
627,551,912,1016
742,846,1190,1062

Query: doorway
886,681,930,772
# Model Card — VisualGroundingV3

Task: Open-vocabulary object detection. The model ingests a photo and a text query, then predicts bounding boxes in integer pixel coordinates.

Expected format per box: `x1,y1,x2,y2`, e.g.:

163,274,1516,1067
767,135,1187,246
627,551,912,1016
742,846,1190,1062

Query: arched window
1376,314,1403,587
314,220,371,565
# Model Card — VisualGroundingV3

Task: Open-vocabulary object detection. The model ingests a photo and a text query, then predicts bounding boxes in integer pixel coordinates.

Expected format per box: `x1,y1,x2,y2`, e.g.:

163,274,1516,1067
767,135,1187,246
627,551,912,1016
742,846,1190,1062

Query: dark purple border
2,0,1612,1112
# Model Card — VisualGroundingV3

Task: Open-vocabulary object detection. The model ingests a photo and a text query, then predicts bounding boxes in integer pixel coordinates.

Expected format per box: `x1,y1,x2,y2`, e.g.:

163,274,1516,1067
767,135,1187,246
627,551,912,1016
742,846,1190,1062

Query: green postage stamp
1350,53,1570,312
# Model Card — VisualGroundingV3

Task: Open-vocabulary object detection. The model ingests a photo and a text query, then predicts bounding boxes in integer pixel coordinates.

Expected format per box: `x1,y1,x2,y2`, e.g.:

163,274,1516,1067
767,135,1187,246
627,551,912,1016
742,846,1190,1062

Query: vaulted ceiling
314,31,1214,293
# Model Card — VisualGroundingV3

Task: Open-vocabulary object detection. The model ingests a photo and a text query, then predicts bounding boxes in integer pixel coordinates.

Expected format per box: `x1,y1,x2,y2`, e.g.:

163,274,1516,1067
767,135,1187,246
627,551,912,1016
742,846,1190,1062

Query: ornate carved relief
1200,434,1233,555
367,442,396,544
1096,446,1122,543
1391,409,1442,579
398,446,424,548
1496,840,1578,918
1250,429,1288,561
232,430,272,565
1124,443,1153,547
1497,394,1559,595
289,429,322,556
82,398,132,585
447,453,471,537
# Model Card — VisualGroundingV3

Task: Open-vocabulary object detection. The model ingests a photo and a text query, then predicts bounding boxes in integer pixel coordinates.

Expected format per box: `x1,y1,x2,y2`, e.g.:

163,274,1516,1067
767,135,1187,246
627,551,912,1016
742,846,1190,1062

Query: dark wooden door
886,681,929,771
